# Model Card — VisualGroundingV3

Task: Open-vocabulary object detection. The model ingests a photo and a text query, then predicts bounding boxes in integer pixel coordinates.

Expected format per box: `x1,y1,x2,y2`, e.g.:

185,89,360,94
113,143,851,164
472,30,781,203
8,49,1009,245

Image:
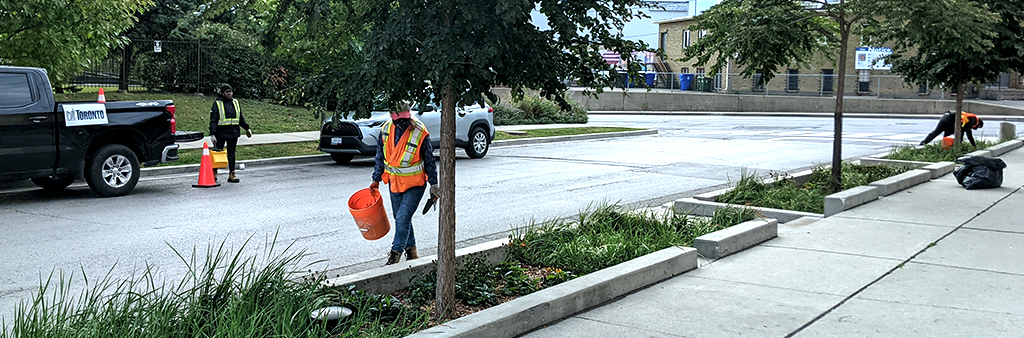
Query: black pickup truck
0,66,202,197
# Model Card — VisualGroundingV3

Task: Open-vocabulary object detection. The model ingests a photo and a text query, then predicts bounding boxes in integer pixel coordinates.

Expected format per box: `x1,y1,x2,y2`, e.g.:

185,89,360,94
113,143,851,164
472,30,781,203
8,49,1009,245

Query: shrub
718,164,909,214
492,93,588,125
885,140,997,162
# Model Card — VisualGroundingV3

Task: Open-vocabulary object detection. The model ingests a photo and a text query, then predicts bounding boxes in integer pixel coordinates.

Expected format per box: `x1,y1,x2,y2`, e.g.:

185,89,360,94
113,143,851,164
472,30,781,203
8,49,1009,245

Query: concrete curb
860,158,954,179
673,197,822,223
966,149,994,158
492,129,658,147
408,246,698,338
322,238,509,295
868,169,932,196
922,162,956,179
986,139,1024,156
694,218,778,260
824,186,879,217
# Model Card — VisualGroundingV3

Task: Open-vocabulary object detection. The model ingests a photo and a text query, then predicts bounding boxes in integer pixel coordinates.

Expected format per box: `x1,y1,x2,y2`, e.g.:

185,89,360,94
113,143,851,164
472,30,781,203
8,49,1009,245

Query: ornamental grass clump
508,204,757,276
718,163,909,214
2,236,429,338
884,139,997,162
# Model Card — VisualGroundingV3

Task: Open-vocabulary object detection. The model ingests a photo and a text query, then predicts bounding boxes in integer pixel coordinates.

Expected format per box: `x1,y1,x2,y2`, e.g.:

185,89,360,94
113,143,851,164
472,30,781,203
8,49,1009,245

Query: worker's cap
219,83,233,92
975,119,984,129
390,101,413,120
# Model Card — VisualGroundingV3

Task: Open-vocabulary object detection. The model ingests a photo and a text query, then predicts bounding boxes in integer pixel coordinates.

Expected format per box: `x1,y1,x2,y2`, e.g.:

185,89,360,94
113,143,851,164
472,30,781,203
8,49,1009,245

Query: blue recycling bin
644,72,656,87
679,74,695,90
619,71,656,88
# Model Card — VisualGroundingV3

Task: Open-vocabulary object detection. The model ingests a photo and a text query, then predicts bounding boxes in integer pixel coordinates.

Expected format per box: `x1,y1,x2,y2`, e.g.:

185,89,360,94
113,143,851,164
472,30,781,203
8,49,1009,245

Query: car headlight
355,119,385,127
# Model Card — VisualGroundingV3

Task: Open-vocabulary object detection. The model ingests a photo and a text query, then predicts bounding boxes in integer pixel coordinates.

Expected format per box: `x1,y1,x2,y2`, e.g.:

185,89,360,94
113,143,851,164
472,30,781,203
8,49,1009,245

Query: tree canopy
0,0,152,84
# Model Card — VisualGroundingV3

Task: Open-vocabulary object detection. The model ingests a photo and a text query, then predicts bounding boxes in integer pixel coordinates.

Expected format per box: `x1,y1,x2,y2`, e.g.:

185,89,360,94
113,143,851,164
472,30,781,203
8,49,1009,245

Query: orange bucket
348,188,391,240
941,137,954,150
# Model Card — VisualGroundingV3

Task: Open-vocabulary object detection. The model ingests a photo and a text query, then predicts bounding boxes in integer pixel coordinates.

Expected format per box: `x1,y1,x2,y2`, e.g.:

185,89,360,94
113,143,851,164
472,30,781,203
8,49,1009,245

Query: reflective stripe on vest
216,99,241,126
381,118,428,177
960,112,977,127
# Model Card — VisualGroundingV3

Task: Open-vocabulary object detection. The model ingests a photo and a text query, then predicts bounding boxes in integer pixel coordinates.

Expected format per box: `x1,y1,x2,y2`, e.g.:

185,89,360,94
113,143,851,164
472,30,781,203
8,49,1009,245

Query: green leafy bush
492,93,588,125
885,140,997,162
508,204,757,276
718,164,909,214
406,258,540,309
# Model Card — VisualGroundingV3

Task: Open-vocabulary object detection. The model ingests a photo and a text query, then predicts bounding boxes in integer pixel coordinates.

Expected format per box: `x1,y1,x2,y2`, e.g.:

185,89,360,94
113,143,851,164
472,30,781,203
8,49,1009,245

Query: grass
494,127,640,140
4,205,755,338
55,91,322,135
2,234,430,338
158,141,322,166
884,139,998,162
508,204,758,275
717,163,909,214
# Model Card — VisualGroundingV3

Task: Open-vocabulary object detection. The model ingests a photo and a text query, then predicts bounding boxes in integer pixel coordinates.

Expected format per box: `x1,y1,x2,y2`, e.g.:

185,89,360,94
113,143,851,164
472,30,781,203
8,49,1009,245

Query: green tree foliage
682,0,871,190
344,0,654,319
868,0,1022,145
0,0,153,85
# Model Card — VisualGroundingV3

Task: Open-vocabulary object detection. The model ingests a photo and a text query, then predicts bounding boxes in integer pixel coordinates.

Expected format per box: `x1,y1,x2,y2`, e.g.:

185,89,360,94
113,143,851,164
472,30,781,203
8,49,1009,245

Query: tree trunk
831,23,850,192
954,84,964,145
434,85,457,320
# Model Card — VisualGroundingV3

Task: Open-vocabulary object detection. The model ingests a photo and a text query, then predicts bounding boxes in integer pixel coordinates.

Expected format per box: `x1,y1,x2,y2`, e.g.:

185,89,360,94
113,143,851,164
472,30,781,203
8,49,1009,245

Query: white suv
318,102,495,164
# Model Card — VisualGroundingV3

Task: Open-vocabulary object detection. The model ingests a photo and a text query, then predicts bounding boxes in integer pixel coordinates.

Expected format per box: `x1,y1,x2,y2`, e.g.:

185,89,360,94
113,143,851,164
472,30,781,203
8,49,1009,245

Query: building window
918,81,930,95
696,68,705,76
683,30,691,47
821,69,834,93
659,32,668,52
752,74,765,92
787,69,799,92
680,67,689,74
698,30,707,40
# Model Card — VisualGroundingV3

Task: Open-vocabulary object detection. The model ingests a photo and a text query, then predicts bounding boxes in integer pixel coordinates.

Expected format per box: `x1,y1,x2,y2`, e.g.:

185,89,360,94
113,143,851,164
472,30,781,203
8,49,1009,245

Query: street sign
154,41,162,53
855,47,891,70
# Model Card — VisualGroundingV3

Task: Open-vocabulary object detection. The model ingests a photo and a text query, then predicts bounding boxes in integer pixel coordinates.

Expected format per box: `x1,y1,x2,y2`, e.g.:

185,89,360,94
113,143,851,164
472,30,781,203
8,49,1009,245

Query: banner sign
855,47,892,70
63,104,109,127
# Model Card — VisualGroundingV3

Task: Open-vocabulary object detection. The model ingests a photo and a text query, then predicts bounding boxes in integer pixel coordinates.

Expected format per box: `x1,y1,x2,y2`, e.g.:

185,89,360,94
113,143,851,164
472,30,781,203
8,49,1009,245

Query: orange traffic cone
192,142,220,188
97,88,106,103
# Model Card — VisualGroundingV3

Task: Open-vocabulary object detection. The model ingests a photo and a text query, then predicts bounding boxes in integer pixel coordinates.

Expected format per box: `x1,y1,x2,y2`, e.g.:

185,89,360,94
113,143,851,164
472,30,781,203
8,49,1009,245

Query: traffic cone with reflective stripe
192,142,220,188
97,88,106,103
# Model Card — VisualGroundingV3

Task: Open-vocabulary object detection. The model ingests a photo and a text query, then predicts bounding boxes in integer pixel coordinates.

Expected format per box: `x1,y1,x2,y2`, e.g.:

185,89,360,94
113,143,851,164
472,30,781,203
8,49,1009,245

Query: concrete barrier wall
492,87,1023,116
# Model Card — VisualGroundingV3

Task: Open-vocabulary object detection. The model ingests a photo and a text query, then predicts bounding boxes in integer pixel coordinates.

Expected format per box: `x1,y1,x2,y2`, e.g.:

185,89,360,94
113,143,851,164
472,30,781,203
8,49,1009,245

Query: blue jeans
389,185,425,252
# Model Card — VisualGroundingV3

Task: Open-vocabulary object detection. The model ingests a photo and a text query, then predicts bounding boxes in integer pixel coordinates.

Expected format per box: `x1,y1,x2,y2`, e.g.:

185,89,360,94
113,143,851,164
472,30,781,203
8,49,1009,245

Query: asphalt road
0,114,1017,321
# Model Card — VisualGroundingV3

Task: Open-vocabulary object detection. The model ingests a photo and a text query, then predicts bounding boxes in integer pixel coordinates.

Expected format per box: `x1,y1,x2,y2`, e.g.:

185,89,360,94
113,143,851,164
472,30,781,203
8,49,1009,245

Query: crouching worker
369,101,438,265
920,110,983,147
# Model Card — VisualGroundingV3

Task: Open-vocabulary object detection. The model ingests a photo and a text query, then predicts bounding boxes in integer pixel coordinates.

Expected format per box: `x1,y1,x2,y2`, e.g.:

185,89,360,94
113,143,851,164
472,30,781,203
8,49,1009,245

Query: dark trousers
921,113,956,145
215,137,238,171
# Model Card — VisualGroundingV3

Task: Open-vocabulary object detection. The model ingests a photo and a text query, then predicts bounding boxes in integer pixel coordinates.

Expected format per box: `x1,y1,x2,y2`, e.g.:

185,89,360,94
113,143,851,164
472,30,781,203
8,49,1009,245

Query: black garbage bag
953,156,1007,190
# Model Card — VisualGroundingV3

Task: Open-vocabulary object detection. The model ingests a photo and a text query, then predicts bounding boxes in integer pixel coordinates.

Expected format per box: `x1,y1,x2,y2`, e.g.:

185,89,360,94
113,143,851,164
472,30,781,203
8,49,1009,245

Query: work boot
385,250,402,266
212,168,218,182
404,246,418,261
227,172,239,183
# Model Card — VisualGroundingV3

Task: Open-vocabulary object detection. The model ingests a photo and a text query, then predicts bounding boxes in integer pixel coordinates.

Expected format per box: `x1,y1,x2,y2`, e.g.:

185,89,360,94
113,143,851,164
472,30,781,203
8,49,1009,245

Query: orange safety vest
380,117,429,193
959,112,978,127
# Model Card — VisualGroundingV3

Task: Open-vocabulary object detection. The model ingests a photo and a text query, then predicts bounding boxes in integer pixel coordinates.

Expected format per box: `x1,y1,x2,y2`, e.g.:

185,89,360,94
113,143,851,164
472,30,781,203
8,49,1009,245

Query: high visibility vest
959,112,978,127
216,99,241,126
380,117,429,193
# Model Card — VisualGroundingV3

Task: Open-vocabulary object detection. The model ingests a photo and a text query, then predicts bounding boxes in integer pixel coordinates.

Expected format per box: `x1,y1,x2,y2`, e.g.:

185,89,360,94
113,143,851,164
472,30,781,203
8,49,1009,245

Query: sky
529,1,722,47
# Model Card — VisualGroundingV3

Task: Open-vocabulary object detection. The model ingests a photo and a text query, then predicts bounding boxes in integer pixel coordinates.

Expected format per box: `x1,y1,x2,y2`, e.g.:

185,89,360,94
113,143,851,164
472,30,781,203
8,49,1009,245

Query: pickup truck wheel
86,144,140,197
331,153,354,164
465,127,490,159
31,175,76,191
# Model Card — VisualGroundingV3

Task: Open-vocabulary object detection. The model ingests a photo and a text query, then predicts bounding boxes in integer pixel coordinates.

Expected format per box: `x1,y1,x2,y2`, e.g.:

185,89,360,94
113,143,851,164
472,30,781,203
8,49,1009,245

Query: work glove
369,181,379,190
245,128,252,138
210,134,218,145
429,184,438,197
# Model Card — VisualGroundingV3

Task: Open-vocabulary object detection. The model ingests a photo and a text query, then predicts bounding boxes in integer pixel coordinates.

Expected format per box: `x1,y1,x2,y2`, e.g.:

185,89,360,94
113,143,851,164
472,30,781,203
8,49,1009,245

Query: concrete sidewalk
177,125,592,150
526,149,1024,337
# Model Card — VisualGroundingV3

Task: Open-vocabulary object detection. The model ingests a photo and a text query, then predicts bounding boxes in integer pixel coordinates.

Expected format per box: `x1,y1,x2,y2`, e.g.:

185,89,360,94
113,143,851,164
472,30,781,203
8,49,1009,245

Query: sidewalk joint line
848,296,1023,317
784,185,1022,338
758,244,905,262
680,275,847,298
567,317,693,338
907,261,1024,278
958,227,1024,236
830,215,952,228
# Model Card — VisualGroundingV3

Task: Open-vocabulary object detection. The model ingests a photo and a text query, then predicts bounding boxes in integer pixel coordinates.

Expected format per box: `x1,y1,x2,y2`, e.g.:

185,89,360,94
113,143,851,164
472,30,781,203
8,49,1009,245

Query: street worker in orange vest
369,101,438,265
209,83,252,183
919,110,984,147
